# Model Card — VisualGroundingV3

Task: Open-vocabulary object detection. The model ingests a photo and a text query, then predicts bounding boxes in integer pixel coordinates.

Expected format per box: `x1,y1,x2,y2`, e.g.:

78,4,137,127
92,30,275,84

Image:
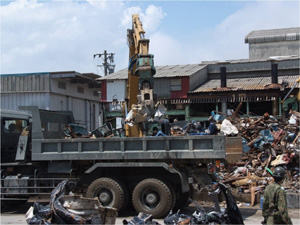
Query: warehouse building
98,27,300,123
245,27,300,59
0,71,101,130
189,56,300,118
97,64,207,121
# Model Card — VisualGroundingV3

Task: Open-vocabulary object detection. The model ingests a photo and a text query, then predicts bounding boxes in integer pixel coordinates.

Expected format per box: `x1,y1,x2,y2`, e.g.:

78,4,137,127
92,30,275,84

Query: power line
93,50,115,76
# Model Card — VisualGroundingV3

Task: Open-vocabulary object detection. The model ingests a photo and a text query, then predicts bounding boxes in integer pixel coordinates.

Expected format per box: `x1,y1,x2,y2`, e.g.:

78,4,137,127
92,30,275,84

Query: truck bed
32,135,226,161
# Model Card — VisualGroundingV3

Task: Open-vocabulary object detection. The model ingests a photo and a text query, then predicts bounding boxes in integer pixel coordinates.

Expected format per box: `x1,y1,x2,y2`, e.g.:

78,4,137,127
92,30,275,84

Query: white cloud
141,5,166,33
121,7,143,27
193,1,300,62
150,32,183,66
121,5,166,33
148,1,299,66
1,0,167,74
85,0,107,9
0,0,299,75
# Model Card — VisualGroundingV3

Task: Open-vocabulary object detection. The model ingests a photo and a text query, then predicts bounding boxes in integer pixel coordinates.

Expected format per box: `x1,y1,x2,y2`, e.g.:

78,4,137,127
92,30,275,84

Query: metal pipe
271,63,278,84
220,67,227,88
34,169,38,194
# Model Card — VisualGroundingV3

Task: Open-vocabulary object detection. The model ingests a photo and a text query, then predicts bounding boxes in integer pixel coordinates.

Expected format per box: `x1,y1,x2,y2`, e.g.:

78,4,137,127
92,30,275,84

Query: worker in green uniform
262,166,292,225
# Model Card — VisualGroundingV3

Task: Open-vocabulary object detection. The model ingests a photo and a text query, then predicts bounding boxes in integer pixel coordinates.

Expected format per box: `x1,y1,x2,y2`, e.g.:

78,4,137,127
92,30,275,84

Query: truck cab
1,109,31,163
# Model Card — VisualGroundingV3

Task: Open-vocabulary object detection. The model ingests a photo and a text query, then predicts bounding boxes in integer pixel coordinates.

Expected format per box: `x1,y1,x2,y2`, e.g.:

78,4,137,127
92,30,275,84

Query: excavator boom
127,14,156,110
126,14,156,137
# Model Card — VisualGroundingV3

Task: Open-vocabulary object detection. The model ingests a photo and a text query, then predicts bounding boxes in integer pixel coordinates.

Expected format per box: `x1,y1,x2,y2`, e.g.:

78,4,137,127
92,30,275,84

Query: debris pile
216,110,300,200
26,180,117,225
123,213,160,225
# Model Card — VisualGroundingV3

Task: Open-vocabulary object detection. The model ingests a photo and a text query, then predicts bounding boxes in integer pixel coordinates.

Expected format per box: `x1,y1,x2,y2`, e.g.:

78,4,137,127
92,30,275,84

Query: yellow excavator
125,14,156,137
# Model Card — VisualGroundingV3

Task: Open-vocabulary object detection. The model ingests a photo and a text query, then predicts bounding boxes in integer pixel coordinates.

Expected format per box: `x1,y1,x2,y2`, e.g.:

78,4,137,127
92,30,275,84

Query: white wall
249,41,300,59
1,74,101,131
106,80,126,102
49,94,68,111
50,78,100,101
71,98,86,124
49,76,101,130
1,93,48,111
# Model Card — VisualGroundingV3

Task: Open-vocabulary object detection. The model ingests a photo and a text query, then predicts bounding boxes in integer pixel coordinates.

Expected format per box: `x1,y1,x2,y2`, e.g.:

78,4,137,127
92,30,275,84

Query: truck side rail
32,135,226,161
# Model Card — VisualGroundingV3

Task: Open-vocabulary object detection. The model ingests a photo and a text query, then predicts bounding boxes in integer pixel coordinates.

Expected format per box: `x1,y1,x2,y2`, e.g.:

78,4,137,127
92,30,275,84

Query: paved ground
1,202,299,225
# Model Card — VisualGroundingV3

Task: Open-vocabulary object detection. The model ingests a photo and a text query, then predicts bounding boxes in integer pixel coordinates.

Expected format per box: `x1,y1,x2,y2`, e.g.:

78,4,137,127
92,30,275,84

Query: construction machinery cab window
1,117,29,163
2,119,28,134
170,78,181,91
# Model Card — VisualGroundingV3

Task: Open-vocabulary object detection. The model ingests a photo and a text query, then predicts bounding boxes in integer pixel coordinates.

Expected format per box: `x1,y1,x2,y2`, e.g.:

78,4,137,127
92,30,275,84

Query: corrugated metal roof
0,71,100,79
0,109,31,118
0,71,101,88
202,55,300,65
82,73,101,79
245,27,300,43
96,68,127,81
191,75,300,93
97,64,207,81
98,56,300,81
0,72,50,77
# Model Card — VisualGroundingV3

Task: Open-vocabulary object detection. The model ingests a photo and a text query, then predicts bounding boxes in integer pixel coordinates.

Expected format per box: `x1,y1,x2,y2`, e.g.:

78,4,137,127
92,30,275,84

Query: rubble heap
217,110,300,200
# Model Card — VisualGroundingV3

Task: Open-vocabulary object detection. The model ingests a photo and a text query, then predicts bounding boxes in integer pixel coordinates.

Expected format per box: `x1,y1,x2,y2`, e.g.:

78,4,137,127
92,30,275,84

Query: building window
58,81,66,89
93,90,100,97
170,78,181,91
77,86,84,94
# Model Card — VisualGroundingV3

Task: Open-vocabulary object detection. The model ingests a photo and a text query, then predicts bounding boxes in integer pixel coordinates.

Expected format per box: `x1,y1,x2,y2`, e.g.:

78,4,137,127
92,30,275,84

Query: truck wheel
86,177,127,211
165,182,176,210
132,178,174,218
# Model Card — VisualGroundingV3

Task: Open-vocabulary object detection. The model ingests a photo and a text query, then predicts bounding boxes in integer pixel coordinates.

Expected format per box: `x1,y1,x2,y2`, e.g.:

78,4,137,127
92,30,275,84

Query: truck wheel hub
145,193,158,204
99,191,112,204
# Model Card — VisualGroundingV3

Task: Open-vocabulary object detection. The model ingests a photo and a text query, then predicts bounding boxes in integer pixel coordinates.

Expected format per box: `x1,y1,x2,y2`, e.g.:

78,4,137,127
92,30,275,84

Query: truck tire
86,177,127,211
165,181,176,210
132,178,174,218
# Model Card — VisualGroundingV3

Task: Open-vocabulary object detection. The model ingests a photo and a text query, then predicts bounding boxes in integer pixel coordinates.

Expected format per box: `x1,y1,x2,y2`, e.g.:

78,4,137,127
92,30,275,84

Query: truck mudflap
85,162,190,193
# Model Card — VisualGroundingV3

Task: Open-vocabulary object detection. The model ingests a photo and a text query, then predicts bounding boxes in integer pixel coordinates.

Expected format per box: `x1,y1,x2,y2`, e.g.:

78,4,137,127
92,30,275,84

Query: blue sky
1,0,299,75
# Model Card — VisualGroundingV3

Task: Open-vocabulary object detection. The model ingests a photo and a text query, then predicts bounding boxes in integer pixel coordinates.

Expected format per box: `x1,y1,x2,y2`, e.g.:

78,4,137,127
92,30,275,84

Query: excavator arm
126,14,156,137
127,14,156,110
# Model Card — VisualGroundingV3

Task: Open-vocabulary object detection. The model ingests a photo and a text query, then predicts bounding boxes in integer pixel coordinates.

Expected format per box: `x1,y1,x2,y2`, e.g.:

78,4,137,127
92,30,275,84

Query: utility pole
94,50,115,76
